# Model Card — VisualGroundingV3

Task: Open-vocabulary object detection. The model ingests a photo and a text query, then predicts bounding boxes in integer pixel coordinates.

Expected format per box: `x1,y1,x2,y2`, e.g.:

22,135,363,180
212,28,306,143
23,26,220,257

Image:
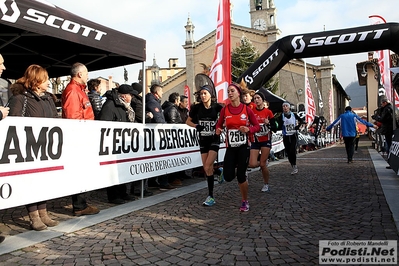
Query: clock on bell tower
249,0,277,31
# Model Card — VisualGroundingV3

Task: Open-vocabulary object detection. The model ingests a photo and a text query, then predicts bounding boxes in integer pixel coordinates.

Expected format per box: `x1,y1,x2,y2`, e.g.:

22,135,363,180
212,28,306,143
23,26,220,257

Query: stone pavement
0,136,398,265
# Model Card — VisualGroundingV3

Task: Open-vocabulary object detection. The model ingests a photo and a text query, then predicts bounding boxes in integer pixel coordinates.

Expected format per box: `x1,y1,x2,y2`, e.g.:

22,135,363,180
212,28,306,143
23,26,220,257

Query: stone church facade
142,0,349,123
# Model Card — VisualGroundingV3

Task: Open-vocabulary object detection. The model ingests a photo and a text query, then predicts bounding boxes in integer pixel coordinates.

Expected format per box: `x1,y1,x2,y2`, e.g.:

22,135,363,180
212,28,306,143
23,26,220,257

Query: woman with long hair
187,85,223,206
8,64,59,231
215,83,260,212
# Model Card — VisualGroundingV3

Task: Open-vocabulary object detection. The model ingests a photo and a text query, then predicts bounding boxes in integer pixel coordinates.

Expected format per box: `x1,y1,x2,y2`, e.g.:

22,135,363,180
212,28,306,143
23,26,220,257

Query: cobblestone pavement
0,138,398,265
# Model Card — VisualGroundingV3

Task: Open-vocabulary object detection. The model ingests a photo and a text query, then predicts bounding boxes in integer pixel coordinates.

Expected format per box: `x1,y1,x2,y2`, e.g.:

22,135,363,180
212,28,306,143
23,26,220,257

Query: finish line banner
0,117,203,210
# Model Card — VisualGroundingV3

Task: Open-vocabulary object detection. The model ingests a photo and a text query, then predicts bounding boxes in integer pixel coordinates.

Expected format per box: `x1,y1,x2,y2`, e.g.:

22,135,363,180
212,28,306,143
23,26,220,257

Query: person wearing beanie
130,82,152,123
326,106,377,163
276,101,305,175
129,82,153,196
215,83,260,212
131,82,143,95
248,91,277,192
186,85,224,206
98,84,137,204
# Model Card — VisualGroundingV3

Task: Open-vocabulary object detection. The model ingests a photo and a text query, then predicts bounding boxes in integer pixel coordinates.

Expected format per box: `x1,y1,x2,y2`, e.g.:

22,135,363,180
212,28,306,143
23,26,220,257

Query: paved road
0,137,398,265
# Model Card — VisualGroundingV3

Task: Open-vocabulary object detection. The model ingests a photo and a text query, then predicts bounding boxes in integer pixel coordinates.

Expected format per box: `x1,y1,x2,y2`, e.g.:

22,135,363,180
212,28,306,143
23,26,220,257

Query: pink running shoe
239,200,249,212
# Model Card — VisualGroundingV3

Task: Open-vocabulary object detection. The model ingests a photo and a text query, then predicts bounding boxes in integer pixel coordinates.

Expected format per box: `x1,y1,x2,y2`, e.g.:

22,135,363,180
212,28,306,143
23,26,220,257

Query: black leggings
223,145,250,184
283,134,297,166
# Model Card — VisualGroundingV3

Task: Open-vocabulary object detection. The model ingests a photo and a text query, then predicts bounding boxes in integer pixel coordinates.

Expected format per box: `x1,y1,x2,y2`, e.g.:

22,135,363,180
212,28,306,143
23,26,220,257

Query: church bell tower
249,0,277,31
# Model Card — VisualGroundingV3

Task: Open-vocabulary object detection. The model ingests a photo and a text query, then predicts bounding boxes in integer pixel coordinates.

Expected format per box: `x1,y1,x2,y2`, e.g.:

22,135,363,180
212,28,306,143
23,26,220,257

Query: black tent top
0,0,146,79
257,87,287,113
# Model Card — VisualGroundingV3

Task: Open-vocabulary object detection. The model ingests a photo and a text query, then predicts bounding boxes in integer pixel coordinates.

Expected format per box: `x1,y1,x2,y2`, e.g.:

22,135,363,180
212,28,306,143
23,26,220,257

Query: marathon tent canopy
0,0,146,79
257,87,287,113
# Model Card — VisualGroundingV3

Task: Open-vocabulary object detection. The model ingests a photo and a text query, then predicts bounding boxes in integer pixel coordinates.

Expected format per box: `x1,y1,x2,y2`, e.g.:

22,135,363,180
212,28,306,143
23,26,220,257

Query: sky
45,0,398,89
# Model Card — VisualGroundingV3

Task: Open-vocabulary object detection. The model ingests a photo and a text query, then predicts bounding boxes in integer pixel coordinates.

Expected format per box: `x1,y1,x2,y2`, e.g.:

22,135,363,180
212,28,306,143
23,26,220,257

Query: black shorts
250,140,271,150
199,136,220,154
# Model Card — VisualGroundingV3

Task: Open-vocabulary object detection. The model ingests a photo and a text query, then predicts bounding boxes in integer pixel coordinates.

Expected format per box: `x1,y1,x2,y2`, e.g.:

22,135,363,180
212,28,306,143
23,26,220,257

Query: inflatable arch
238,22,399,90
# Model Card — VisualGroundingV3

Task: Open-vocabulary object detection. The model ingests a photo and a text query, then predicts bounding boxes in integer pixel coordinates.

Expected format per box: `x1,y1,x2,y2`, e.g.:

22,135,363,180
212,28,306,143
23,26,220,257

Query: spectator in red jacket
62,63,99,217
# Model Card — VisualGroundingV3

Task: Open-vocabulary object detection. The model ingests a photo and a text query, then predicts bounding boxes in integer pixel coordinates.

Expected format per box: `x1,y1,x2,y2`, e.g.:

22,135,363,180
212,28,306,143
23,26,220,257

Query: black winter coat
177,106,189,124
8,83,58,118
162,101,182,124
375,103,393,135
99,89,131,122
131,94,151,123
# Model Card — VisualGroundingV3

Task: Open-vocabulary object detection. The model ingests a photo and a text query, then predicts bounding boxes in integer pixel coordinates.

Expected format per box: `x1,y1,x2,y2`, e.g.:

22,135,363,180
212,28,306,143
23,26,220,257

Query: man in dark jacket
145,84,166,123
163,92,183,124
99,84,136,204
145,84,174,190
130,82,153,197
131,82,152,123
178,95,189,123
374,96,394,158
162,92,185,186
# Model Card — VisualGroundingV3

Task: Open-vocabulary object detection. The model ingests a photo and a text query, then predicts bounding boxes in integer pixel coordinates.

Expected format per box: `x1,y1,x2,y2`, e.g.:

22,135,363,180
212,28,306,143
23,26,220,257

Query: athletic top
216,103,260,147
189,102,223,138
251,107,274,142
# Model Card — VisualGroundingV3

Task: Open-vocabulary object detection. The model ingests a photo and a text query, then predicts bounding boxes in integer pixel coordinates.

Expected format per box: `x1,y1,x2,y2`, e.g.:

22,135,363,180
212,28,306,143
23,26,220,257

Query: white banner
271,131,285,153
0,117,204,210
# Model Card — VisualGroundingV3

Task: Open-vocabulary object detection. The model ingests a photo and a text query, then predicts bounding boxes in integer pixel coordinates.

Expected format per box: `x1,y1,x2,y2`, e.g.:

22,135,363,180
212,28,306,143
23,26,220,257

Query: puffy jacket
162,100,182,124
326,110,374,137
8,83,58,118
88,90,103,120
62,79,94,120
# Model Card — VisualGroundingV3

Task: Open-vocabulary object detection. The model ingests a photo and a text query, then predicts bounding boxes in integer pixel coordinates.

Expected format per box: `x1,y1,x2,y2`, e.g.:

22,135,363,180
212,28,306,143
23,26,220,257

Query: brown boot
38,209,59,227
28,210,47,231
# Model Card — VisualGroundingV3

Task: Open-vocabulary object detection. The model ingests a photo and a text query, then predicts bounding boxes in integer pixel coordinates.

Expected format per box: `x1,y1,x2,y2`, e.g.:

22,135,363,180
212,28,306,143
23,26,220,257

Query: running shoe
261,184,270,192
217,169,224,184
203,196,215,206
291,165,298,175
239,200,249,212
